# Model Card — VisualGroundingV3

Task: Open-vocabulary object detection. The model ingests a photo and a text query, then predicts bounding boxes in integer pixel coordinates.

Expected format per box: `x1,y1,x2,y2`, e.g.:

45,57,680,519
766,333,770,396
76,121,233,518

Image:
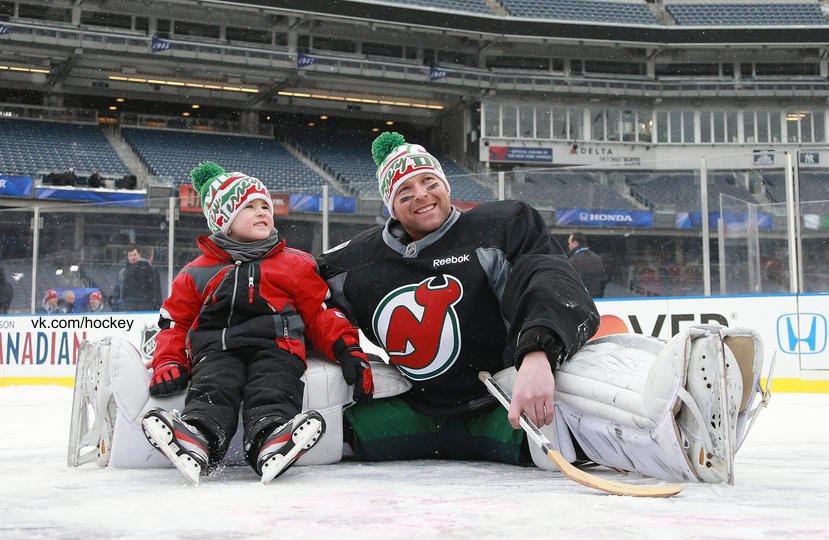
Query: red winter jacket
152,235,359,373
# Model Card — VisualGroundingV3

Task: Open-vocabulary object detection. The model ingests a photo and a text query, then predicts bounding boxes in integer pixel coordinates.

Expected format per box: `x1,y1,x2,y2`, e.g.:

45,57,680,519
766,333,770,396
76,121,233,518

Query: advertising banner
487,146,553,163
35,187,145,207
0,312,158,384
676,211,773,230
179,185,289,215
288,194,356,214
556,208,653,228
3,294,827,390
0,174,33,198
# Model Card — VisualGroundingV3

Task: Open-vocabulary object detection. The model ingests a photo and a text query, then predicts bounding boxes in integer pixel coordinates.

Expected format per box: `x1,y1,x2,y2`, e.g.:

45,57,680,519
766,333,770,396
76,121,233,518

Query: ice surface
1,386,828,539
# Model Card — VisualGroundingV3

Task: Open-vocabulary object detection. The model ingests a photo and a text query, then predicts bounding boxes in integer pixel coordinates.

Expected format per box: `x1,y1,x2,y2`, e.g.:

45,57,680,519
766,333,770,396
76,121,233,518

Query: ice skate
677,332,743,483
257,411,326,485
142,408,209,485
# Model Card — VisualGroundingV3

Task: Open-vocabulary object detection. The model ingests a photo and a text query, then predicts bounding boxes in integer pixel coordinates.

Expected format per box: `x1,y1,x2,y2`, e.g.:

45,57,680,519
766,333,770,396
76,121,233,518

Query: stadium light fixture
277,90,443,110
108,75,258,93
0,64,50,74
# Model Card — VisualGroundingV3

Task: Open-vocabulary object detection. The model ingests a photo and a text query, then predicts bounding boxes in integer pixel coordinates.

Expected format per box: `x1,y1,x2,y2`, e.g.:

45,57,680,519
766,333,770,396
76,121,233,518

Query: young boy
142,161,373,485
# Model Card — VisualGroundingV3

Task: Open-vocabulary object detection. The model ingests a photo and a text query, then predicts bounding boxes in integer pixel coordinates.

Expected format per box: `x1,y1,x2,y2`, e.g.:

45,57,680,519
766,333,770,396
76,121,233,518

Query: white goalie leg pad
554,331,700,482
677,325,767,483
78,337,361,469
67,338,119,468
720,327,769,451
552,325,765,483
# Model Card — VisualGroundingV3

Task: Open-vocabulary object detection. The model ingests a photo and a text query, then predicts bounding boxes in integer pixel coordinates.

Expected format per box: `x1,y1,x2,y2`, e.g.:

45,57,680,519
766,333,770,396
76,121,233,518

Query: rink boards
1,293,827,391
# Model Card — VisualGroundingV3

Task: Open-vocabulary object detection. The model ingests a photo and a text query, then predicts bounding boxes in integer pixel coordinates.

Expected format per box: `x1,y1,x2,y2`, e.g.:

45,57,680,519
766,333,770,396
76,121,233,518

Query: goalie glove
149,362,189,396
334,338,374,402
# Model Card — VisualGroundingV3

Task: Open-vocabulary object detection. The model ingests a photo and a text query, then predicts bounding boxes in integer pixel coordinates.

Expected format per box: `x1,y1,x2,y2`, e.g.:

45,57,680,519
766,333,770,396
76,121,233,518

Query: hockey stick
479,371,683,498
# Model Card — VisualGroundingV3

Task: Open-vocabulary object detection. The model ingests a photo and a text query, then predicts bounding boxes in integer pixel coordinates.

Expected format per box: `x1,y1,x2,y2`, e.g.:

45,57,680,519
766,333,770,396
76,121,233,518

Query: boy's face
227,199,274,243
392,173,452,241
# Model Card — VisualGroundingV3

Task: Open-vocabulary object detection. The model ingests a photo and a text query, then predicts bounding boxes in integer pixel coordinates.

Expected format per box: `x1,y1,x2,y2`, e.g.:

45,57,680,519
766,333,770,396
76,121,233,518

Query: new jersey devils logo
372,275,463,380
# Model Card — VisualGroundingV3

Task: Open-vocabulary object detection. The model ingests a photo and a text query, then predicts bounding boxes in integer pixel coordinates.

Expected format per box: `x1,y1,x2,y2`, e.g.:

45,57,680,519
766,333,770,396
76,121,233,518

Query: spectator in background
41,289,61,314
112,246,158,311
142,245,163,309
58,289,76,313
87,290,104,312
88,171,104,189
567,232,607,298
0,266,12,314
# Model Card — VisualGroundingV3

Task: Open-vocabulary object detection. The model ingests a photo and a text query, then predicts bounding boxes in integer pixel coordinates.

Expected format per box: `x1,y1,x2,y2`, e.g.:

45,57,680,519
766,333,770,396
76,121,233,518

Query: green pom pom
371,132,406,166
191,161,225,194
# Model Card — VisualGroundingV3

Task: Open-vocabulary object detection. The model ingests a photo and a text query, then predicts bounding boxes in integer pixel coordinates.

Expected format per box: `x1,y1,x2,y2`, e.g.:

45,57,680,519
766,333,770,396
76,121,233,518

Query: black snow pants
181,345,305,467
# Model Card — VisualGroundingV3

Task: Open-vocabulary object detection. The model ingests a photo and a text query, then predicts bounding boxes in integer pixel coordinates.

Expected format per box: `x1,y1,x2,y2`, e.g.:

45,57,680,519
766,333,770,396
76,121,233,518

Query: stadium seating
625,172,755,211
500,0,658,24
0,118,130,179
121,128,332,195
287,128,495,203
761,171,829,213
400,0,494,15
513,172,640,210
667,2,828,26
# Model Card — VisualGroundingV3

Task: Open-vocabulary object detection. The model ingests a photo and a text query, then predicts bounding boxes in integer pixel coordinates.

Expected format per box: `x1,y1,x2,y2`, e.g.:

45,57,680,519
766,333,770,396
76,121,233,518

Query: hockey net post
479,371,683,498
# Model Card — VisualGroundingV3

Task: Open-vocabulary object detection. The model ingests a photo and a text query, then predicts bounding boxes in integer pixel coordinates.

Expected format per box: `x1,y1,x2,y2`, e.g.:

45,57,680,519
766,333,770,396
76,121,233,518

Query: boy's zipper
227,261,241,328
248,265,255,304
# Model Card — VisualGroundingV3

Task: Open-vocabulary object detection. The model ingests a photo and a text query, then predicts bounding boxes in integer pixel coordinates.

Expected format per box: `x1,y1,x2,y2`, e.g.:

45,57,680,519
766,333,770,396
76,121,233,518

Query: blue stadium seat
121,128,333,195
0,118,130,178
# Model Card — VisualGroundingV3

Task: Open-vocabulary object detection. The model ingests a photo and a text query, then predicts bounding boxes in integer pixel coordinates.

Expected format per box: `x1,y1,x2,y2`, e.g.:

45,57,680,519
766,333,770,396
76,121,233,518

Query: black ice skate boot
142,408,210,485
256,410,326,485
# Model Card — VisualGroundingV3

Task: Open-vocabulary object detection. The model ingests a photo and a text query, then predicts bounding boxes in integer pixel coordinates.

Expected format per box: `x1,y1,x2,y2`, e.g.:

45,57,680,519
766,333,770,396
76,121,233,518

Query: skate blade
261,418,323,485
142,418,202,486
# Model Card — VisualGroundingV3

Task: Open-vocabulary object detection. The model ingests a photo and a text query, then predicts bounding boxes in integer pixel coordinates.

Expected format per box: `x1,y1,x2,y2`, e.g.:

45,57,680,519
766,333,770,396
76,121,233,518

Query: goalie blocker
69,324,769,483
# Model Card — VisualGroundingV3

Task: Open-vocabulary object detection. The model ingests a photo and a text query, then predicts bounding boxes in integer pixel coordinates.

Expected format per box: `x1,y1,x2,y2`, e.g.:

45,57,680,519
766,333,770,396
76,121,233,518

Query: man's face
62,290,75,303
567,235,577,252
127,249,140,264
392,173,452,241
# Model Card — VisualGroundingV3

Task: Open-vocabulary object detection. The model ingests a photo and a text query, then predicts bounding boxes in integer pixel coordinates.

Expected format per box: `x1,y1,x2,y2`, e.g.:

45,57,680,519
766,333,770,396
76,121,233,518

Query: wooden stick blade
479,370,683,498
546,449,682,498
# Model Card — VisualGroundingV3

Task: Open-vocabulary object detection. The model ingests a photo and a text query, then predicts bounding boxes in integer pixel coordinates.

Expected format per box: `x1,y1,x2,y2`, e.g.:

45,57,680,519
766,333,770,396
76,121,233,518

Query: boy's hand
149,362,189,396
334,339,374,402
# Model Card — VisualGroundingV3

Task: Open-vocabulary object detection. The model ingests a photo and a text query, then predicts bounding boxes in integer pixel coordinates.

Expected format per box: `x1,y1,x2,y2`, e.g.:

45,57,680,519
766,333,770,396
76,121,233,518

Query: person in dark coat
567,232,607,298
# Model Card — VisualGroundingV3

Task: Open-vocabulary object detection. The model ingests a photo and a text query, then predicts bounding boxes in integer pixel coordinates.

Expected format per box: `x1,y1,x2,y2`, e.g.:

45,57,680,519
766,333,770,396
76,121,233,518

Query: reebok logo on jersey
432,254,470,268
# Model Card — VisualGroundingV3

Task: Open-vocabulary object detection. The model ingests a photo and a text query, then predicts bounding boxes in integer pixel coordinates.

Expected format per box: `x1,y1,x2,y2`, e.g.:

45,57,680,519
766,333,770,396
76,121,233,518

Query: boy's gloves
149,362,190,396
334,338,374,402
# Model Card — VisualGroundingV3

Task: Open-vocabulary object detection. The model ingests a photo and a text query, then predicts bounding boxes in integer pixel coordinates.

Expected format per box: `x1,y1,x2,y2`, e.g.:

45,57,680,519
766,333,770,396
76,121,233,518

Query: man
567,232,606,298
58,289,76,313
319,132,600,464
112,247,158,311
141,245,163,310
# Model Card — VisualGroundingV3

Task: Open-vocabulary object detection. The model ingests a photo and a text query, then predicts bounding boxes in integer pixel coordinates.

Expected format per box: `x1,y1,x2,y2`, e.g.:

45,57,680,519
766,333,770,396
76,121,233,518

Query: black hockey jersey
319,200,599,415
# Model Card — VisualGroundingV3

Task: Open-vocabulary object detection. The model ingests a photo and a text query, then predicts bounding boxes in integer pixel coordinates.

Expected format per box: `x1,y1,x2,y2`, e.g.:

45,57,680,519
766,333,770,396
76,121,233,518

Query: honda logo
776,313,827,354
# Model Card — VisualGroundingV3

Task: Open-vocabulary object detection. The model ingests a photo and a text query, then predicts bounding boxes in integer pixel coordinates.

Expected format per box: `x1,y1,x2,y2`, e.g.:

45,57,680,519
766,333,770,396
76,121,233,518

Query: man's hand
508,350,555,429
148,362,189,396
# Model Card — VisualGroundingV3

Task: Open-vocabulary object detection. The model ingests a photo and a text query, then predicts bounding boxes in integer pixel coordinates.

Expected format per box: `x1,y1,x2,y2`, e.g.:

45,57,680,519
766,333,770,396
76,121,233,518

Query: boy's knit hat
190,161,273,234
371,132,449,218
89,290,103,303
43,289,58,304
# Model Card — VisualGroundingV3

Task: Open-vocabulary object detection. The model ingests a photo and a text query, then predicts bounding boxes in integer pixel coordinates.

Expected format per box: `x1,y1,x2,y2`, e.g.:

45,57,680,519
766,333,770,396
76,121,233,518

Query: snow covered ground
1,385,828,539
